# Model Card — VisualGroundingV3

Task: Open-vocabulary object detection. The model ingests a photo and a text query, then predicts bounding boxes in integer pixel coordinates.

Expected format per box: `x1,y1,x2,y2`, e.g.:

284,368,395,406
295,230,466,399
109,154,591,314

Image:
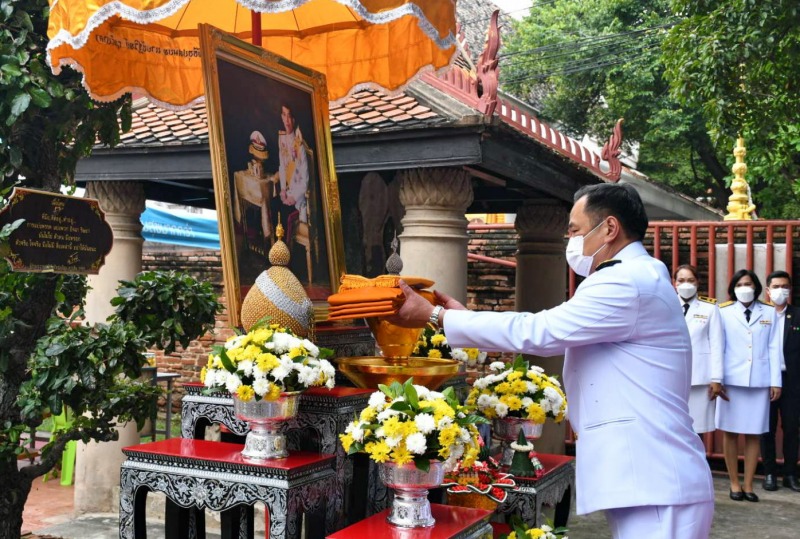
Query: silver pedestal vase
233,392,301,460
379,460,445,528
493,417,543,466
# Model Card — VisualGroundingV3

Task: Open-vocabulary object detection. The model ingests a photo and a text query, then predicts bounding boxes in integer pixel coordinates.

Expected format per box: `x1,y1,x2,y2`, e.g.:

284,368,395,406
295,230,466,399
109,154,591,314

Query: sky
491,0,534,20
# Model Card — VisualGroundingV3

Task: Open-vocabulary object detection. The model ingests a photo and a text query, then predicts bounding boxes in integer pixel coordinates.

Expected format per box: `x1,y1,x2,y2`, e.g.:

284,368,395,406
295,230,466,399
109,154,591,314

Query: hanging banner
0,188,113,274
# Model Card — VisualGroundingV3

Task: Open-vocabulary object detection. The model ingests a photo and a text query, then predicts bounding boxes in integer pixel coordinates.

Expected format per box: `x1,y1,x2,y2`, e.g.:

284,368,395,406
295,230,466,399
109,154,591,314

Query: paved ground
24,473,800,538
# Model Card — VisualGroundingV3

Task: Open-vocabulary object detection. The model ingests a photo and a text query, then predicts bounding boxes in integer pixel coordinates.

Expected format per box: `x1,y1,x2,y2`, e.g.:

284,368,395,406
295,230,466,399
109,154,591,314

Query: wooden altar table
497,453,575,528
180,384,373,528
119,438,335,539
326,504,493,539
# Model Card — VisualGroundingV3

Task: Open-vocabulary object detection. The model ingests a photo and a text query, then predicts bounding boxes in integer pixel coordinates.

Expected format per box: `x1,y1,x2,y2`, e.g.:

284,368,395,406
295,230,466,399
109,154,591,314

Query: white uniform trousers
605,501,714,539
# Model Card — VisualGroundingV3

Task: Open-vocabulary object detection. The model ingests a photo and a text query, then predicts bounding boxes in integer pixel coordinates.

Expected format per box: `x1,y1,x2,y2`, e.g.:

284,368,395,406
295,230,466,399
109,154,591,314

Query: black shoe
783,475,800,492
743,491,759,502
764,474,779,491
729,489,744,501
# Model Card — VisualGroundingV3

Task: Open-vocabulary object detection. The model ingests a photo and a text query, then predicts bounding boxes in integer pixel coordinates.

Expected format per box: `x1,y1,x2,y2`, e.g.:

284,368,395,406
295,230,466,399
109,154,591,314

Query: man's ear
605,216,622,243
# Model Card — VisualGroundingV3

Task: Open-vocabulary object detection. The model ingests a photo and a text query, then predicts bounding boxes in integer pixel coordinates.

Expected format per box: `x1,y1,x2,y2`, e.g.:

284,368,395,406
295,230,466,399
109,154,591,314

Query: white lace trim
47,0,456,57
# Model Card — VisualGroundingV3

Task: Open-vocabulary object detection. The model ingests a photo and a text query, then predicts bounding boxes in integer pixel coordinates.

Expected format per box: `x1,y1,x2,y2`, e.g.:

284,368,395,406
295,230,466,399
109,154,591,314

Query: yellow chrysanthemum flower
266,383,282,401
511,380,529,394
430,334,446,346
526,402,546,423
465,348,479,360
289,346,306,359
500,395,523,411
382,416,404,438
427,349,443,359
236,385,255,402
495,382,512,395
360,407,377,422
508,371,523,382
400,421,418,437
391,444,414,465
255,352,279,372
365,441,391,463
339,433,354,453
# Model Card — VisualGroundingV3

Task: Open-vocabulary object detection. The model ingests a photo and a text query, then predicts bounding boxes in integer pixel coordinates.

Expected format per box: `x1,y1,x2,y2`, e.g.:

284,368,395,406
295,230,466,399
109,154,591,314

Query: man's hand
391,281,436,328
770,387,782,402
434,289,467,311
708,382,728,401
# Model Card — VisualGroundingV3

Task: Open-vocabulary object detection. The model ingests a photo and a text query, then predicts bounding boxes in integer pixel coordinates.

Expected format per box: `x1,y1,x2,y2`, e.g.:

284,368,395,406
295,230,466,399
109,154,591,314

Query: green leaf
404,380,419,409
217,348,235,373
413,456,430,473
29,87,52,108
1,63,21,77
10,92,31,117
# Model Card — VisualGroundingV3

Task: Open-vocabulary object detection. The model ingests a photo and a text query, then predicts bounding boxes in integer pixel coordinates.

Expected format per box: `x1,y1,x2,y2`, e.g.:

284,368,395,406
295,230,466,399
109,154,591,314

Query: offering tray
336,356,459,390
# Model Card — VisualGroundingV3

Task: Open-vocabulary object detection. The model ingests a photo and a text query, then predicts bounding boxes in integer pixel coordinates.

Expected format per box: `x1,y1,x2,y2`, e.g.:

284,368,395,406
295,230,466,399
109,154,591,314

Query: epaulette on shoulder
758,300,775,308
719,300,735,308
698,296,717,304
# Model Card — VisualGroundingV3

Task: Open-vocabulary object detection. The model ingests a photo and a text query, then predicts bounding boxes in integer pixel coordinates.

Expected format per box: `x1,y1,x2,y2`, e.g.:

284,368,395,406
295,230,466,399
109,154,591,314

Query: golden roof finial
724,136,756,220
275,212,285,240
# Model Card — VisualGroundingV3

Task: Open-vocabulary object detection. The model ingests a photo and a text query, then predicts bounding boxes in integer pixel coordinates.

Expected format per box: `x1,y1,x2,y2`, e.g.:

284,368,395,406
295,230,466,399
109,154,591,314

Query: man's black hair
728,269,762,301
766,270,792,287
574,183,648,241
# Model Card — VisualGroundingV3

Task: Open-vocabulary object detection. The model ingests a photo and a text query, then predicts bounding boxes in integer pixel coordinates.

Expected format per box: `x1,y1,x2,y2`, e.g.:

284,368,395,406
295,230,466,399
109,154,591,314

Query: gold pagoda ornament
724,137,756,220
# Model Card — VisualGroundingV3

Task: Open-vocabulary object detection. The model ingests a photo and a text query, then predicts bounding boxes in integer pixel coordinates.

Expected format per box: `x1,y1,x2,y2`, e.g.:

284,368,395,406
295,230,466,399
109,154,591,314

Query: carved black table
498,453,575,528
119,439,336,539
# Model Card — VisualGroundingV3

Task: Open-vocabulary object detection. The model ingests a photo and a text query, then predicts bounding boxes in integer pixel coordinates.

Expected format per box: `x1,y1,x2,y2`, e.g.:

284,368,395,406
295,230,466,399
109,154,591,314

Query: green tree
663,0,800,218
500,0,738,214
0,2,222,536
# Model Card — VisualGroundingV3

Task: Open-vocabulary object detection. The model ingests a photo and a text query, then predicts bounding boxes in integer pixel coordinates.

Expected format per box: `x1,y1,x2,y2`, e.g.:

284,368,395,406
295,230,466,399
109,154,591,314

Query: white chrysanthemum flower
548,376,561,387
414,413,436,435
203,369,217,388
474,378,490,390
489,361,506,372
540,397,554,415
253,378,270,397
271,360,292,381
521,397,534,408
510,440,534,451
346,422,366,442
450,443,465,461
377,408,400,422
320,360,335,378
325,376,335,389
477,352,488,364
459,427,472,443
225,373,242,393
297,365,318,386
406,432,427,454
529,365,545,374
526,381,538,393
237,360,254,377
413,385,430,400
301,339,319,356
437,416,453,429
450,348,468,362
384,435,402,449
477,394,494,408
427,391,444,401
271,332,294,352
368,391,387,409
494,402,509,418
225,334,247,350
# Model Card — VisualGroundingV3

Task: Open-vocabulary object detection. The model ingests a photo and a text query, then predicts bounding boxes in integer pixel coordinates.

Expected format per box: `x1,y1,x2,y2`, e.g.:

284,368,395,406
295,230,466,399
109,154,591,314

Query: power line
457,2,560,28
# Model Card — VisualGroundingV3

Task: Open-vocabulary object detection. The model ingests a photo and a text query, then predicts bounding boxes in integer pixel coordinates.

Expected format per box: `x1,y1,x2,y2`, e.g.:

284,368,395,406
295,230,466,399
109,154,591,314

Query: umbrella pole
251,11,262,46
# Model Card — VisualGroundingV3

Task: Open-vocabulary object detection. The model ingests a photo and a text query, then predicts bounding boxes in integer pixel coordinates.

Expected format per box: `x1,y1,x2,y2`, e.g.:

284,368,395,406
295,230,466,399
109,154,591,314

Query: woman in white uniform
717,269,782,502
673,264,724,433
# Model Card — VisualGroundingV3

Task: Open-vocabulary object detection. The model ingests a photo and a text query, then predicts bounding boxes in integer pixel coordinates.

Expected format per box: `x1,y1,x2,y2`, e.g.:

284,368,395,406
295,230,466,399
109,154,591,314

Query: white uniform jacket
444,242,714,514
718,300,781,388
683,297,724,385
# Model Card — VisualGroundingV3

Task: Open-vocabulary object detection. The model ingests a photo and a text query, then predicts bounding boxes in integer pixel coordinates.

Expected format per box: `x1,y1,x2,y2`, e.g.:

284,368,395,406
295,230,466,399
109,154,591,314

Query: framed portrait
200,25,345,328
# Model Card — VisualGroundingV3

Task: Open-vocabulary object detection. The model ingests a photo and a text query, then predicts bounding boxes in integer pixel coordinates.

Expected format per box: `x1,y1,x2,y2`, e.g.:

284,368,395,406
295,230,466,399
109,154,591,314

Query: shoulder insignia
758,300,774,308
719,300,734,308
595,259,621,271
698,296,717,304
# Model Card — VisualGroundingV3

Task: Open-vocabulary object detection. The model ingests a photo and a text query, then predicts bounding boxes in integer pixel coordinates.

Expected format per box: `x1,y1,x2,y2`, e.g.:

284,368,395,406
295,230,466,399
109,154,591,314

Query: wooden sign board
0,188,113,274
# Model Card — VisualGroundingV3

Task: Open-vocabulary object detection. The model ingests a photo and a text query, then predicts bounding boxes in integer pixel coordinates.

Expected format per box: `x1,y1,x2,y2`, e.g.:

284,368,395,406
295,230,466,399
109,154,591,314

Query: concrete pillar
398,168,473,303
74,181,145,513
515,199,569,454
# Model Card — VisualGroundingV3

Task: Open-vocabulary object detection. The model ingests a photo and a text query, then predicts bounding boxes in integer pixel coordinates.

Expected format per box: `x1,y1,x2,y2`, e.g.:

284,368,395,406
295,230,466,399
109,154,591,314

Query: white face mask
676,283,697,300
735,286,755,304
769,288,790,306
566,221,606,277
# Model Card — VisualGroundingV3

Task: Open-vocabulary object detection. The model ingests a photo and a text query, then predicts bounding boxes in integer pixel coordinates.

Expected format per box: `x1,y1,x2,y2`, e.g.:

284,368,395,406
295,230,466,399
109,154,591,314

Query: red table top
326,504,492,539
508,452,574,484
123,438,334,470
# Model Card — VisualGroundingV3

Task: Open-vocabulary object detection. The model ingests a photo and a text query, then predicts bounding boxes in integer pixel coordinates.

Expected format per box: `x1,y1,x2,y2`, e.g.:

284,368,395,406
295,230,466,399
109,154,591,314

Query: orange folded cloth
339,274,434,291
328,287,403,306
329,301,399,315
328,308,398,321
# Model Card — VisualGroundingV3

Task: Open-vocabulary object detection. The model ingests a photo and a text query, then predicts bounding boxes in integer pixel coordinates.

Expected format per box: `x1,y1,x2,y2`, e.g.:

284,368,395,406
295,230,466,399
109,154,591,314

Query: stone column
74,181,145,513
515,199,569,455
398,168,473,303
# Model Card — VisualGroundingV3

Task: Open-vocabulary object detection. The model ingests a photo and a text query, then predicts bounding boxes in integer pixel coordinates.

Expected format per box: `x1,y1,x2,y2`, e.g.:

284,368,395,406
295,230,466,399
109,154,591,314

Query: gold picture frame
200,25,345,328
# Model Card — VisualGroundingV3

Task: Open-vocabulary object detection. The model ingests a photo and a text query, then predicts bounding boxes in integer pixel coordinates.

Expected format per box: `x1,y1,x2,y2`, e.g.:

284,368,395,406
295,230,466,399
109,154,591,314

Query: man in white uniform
275,104,309,225
395,183,714,538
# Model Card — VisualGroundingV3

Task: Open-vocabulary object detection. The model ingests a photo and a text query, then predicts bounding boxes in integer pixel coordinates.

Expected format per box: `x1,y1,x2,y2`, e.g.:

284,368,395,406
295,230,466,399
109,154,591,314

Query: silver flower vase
379,460,445,528
233,392,300,460
493,417,543,466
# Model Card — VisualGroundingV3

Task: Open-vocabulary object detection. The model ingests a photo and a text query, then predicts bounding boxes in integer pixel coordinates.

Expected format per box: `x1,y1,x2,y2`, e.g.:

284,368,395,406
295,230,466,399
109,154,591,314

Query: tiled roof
118,86,448,149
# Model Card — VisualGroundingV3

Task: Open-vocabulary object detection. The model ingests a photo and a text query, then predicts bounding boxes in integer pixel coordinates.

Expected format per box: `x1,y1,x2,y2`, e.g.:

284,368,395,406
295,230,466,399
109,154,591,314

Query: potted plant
467,355,567,465
202,320,335,460
499,516,569,539
414,326,487,368
340,379,487,528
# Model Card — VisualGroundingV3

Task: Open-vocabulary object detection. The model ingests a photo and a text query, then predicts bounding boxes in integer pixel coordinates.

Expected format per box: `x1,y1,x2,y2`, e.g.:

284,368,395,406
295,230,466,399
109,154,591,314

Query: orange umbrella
47,0,457,108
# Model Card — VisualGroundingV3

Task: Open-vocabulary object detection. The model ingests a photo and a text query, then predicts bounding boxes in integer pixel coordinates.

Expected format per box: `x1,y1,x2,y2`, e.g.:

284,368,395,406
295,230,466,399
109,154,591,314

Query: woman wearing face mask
673,264,725,434
717,269,782,502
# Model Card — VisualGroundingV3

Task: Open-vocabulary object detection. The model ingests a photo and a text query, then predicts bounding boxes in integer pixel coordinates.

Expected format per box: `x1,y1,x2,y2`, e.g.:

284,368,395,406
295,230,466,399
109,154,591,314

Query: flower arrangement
340,379,487,471
466,355,567,422
414,326,487,367
500,516,568,539
442,455,516,505
201,321,335,401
